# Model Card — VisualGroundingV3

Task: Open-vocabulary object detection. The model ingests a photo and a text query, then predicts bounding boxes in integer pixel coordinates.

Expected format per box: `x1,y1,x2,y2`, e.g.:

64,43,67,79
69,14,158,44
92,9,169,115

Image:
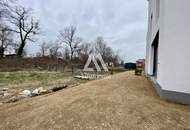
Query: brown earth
0,71,190,130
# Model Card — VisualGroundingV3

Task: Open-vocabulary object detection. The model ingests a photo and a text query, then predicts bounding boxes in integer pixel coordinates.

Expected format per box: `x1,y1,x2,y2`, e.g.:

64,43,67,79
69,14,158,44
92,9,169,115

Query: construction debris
1,84,68,104
74,76,90,80
32,87,48,96
74,72,109,80
19,90,32,97
49,85,68,92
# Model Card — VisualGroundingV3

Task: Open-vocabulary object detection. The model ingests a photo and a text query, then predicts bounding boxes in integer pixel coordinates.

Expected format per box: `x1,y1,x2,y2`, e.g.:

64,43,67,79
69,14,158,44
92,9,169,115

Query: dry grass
0,70,86,89
0,67,126,89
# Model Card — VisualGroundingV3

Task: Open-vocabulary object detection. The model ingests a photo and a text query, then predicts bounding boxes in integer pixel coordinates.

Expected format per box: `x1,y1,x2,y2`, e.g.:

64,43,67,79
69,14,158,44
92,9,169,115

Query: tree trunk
17,41,25,57
0,46,4,58
70,50,74,62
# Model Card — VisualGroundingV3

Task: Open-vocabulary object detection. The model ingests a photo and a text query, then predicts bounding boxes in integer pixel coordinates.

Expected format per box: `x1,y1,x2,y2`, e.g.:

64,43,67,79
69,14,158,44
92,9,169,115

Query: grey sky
20,0,148,62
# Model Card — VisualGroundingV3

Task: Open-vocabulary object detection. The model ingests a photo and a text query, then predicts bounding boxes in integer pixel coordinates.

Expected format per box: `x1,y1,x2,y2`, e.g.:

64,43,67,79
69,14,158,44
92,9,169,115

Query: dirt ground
0,71,190,130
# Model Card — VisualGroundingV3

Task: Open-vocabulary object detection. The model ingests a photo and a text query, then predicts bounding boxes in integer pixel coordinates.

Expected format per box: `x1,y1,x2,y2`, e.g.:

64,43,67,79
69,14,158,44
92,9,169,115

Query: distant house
145,0,190,104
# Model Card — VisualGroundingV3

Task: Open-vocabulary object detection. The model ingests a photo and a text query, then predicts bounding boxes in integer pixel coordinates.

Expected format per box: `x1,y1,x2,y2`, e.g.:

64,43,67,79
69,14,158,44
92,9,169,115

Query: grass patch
0,70,75,88
0,67,125,89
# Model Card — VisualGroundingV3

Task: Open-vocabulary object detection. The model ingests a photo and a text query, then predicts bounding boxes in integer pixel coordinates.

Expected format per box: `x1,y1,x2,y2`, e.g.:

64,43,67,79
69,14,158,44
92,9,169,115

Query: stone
3,92,13,97
38,87,47,93
19,90,32,97
40,89,49,94
2,88,9,91
31,87,48,96
5,97,19,103
32,88,40,96
0,91,4,96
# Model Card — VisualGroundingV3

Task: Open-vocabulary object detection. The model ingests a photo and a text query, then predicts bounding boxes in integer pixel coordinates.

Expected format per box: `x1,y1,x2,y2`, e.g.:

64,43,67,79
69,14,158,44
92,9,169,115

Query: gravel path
0,71,190,130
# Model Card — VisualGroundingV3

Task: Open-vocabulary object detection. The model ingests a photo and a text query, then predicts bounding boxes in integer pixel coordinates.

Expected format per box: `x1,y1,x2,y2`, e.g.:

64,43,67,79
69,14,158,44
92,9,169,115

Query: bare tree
0,0,11,20
95,36,107,57
39,41,49,57
80,43,92,56
59,26,82,61
49,41,61,58
0,0,17,23
63,47,70,60
0,23,13,58
78,42,92,63
94,36,121,65
0,1,8,20
9,6,39,57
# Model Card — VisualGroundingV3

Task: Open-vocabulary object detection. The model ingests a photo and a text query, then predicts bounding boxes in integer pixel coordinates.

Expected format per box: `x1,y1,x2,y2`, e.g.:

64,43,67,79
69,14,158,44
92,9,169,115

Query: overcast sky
19,0,148,62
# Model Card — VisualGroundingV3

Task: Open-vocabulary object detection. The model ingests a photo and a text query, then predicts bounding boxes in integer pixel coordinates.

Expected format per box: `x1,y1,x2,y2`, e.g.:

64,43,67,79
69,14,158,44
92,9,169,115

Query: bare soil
0,71,190,130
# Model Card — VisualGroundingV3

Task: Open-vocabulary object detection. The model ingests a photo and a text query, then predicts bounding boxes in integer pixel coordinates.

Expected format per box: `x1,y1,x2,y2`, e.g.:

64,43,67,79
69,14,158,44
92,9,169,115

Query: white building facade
145,0,190,104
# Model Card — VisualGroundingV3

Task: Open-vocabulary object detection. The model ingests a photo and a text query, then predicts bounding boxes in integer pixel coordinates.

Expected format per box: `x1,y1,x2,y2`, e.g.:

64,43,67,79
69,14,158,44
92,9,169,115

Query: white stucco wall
146,0,190,94
145,0,160,75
